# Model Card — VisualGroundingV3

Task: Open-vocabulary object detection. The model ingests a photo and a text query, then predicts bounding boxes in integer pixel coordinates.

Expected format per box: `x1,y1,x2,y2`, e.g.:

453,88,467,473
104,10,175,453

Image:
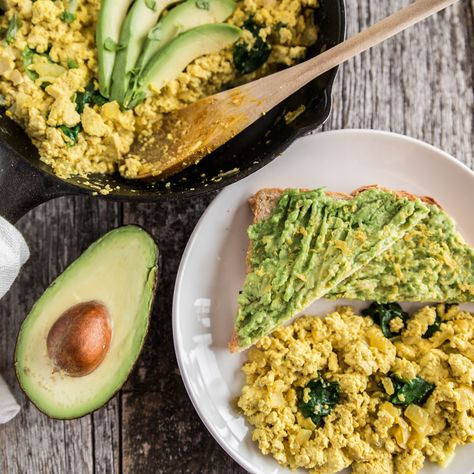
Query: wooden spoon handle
244,0,459,109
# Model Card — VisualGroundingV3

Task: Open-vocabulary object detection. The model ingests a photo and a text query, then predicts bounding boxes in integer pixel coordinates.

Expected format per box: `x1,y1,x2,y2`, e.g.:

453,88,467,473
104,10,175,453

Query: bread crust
229,186,441,353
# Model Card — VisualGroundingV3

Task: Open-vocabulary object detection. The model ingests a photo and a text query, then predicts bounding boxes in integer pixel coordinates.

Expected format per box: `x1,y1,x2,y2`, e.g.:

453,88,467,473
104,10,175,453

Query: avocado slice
110,0,180,104
126,23,241,108
15,226,158,419
136,0,237,73
96,0,134,98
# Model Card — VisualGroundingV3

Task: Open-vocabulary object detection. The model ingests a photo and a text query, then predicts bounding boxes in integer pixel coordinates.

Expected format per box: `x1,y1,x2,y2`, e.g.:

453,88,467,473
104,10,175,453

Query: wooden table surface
1,1,473,473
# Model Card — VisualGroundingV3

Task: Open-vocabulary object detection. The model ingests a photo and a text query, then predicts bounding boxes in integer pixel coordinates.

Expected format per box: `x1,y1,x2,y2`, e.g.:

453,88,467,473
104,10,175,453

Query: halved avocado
15,226,158,419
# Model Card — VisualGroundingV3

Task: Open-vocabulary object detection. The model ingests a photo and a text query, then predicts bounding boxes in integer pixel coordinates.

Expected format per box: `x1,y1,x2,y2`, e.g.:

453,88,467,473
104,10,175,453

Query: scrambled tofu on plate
238,304,474,474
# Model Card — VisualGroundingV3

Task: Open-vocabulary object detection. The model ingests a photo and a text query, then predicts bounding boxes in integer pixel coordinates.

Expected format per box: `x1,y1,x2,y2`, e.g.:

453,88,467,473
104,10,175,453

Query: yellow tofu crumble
0,0,318,178
238,305,474,474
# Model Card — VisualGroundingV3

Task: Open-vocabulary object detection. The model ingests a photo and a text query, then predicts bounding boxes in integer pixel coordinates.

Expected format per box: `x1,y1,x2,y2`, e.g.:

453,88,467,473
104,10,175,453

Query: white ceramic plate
173,130,474,474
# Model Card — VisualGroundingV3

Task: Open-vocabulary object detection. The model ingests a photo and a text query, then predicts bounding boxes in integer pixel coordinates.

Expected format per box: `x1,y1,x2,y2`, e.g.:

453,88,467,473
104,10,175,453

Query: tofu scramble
0,0,318,178
238,305,474,474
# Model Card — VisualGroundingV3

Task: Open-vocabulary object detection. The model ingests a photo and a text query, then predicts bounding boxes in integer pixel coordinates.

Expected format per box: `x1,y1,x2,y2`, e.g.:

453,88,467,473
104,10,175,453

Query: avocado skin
15,225,159,420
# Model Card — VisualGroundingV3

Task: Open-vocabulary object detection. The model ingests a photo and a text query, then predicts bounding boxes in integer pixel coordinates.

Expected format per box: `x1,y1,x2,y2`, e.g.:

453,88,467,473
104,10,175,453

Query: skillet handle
0,148,70,224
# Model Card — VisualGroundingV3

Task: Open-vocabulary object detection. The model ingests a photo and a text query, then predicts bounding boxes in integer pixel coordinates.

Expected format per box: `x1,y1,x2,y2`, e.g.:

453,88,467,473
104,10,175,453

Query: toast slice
230,186,431,352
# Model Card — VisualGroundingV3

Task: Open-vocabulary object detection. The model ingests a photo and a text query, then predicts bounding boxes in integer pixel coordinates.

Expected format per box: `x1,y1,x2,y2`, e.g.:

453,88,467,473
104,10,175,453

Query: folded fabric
0,375,20,423
0,215,29,423
0,216,29,299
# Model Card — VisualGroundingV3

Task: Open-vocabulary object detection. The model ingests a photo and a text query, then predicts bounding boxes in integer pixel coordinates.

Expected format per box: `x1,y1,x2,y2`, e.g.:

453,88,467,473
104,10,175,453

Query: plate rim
172,128,474,474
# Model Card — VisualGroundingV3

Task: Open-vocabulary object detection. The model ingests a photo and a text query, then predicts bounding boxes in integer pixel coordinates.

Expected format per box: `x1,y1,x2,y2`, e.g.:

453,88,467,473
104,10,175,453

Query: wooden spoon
123,0,459,180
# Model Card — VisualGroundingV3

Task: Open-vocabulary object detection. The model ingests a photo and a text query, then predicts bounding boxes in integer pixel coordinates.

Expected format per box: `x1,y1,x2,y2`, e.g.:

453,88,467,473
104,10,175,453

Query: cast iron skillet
0,0,345,223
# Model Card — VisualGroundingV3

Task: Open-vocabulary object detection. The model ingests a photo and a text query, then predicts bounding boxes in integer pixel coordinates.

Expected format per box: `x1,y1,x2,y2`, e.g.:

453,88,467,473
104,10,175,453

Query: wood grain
0,0,473,473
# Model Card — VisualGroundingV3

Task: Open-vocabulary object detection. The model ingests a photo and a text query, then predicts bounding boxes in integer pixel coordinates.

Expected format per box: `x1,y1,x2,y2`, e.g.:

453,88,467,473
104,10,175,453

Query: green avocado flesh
136,0,236,72
15,226,158,419
96,0,134,97
110,0,179,103
236,188,430,349
329,204,474,302
127,23,241,107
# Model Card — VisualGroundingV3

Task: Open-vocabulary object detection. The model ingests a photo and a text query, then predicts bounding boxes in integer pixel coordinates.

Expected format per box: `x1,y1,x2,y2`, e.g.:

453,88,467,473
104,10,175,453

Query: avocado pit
47,301,112,377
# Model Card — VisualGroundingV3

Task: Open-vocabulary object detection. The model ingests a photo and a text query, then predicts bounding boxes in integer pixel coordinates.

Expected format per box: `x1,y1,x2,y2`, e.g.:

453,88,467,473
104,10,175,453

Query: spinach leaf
423,314,442,339
388,375,435,407
59,124,82,146
298,379,340,426
362,302,409,338
5,13,20,45
22,47,39,80
423,304,450,339
233,17,271,74
75,80,108,114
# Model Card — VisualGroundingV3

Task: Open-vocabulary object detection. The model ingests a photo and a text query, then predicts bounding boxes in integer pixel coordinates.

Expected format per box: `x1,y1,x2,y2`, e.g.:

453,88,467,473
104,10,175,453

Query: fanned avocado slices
329,203,474,302
110,0,180,104
136,0,237,73
231,188,430,351
125,24,241,108
96,0,134,98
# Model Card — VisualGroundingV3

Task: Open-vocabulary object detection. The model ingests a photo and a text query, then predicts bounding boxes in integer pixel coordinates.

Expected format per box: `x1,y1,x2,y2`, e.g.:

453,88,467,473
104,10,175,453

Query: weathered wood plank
324,0,474,168
0,1,473,473
120,196,246,473
119,1,474,473
0,197,121,474
122,389,243,474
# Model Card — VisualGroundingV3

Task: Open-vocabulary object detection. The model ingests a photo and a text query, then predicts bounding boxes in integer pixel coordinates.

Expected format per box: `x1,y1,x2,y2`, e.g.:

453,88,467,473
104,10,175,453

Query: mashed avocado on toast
231,187,431,351
329,203,474,302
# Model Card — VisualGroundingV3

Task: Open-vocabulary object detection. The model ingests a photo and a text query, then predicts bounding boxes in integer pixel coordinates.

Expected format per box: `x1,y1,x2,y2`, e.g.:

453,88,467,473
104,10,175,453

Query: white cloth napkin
0,375,20,423
0,216,29,298
0,216,29,423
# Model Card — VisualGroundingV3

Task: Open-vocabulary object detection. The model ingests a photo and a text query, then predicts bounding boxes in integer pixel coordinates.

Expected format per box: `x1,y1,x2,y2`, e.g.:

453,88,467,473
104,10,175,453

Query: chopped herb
362,302,409,338
233,17,271,74
67,57,78,69
298,379,340,426
5,13,20,45
21,47,39,80
388,375,435,407
60,11,76,23
195,0,210,10
59,124,82,146
147,26,162,41
75,80,108,114
61,0,78,23
103,37,122,52
145,0,156,10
